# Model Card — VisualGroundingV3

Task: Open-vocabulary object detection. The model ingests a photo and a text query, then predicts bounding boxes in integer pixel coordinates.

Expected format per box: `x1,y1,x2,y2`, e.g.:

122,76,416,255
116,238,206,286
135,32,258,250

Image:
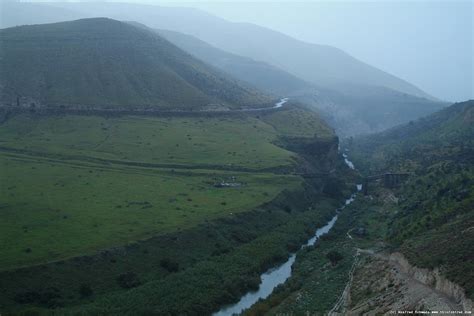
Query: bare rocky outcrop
345,251,472,315
390,252,473,312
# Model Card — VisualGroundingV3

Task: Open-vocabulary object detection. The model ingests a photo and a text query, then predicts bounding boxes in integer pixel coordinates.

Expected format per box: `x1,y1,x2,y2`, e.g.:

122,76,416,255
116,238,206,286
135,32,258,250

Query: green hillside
1,1,433,99
348,100,474,173
0,18,271,110
347,100,474,297
0,101,345,314
237,101,473,315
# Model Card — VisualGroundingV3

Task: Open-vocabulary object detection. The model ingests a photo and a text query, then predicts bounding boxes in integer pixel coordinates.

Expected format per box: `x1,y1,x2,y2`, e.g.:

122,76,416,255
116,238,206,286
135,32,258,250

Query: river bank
213,155,360,315
244,184,473,315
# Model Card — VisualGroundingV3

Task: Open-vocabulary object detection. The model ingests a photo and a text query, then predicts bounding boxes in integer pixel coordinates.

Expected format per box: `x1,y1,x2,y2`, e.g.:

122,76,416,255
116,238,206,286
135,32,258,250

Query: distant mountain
151,27,446,136
33,2,435,99
0,18,271,110
0,2,446,135
155,28,314,96
1,2,433,99
298,85,446,137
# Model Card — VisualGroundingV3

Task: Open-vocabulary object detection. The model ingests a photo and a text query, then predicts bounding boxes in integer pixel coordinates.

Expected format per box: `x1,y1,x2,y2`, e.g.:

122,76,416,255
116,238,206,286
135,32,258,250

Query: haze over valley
0,1,472,315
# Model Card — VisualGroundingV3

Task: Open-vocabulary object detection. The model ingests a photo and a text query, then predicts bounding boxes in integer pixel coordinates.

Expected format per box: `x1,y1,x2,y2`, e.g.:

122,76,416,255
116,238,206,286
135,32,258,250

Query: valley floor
244,184,473,316
0,105,345,314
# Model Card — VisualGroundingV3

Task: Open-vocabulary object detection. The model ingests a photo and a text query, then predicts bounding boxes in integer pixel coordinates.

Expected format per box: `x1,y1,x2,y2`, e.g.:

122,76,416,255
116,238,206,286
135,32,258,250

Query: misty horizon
10,0,474,102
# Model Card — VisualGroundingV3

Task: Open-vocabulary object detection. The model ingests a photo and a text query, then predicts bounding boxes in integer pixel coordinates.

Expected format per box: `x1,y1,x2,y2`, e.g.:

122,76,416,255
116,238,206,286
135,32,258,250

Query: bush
326,250,344,266
117,272,141,289
14,287,62,308
79,284,93,298
160,258,179,273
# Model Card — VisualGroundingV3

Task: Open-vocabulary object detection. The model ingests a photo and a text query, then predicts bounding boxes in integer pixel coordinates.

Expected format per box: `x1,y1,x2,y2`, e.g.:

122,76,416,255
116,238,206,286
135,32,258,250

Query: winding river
213,155,360,316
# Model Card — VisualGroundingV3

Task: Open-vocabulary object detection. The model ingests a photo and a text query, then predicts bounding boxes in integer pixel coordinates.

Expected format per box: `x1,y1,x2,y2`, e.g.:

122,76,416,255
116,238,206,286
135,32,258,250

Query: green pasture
0,152,300,270
0,114,294,170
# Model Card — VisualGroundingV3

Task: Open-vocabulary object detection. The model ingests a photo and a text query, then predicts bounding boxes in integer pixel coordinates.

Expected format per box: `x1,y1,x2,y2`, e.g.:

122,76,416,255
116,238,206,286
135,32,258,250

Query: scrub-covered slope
348,100,474,298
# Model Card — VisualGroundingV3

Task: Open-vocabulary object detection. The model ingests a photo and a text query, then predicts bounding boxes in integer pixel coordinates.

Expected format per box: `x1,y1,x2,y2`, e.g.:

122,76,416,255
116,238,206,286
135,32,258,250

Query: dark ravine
213,156,360,316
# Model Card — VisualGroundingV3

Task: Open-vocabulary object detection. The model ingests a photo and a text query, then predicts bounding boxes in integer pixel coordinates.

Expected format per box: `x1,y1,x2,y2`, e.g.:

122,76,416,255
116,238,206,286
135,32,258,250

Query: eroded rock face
347,252,472,315
280,135,339,172
390,252,473,311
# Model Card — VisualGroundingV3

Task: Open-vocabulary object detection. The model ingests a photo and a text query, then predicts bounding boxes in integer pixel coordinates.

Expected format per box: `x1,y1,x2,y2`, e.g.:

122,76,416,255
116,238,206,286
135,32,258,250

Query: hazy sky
25,0,474,101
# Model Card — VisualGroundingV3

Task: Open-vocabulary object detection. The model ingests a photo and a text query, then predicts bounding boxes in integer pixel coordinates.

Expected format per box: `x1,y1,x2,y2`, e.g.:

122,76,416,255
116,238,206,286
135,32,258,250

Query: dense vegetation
347,100,474,173
0,18,271,110
347,100,474,297
243,183,395,315
246,101,473,315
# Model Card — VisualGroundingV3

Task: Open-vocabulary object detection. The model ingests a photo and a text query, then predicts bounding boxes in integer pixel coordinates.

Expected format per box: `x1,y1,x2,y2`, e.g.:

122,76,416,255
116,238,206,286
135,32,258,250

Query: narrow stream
342,153,355,170
273,97,289,109
244,97,289,111
213,155,360,316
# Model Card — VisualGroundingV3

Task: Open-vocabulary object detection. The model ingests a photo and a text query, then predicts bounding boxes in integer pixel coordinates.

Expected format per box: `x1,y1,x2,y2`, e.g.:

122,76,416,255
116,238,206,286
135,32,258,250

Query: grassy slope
0,154,299,270
0,104,343,314
260,106,334,138
0,114,293,170
0,112,302,270
0,103,336,269
2,2,431,99
0,18,270,109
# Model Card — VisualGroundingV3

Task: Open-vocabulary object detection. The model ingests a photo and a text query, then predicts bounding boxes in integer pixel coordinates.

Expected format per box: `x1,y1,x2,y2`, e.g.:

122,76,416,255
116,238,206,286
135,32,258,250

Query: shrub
160,258,179,273
117,272,141,289
326,250,344,266
79,284,93,298
14,287,62,308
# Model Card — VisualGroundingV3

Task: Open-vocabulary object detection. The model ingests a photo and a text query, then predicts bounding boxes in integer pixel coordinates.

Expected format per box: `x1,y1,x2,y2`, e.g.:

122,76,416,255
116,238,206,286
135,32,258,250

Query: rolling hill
155,28,315,96
153,27,446,136
19,1,433,99
1,2,447,135
0,18,271,110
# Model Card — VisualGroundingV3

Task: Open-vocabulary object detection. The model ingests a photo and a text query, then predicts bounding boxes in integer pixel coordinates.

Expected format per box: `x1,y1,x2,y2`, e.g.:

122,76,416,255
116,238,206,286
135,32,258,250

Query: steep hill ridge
155,28,315,96
348,100,474,299
151,26,446,136
0,18,271,110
